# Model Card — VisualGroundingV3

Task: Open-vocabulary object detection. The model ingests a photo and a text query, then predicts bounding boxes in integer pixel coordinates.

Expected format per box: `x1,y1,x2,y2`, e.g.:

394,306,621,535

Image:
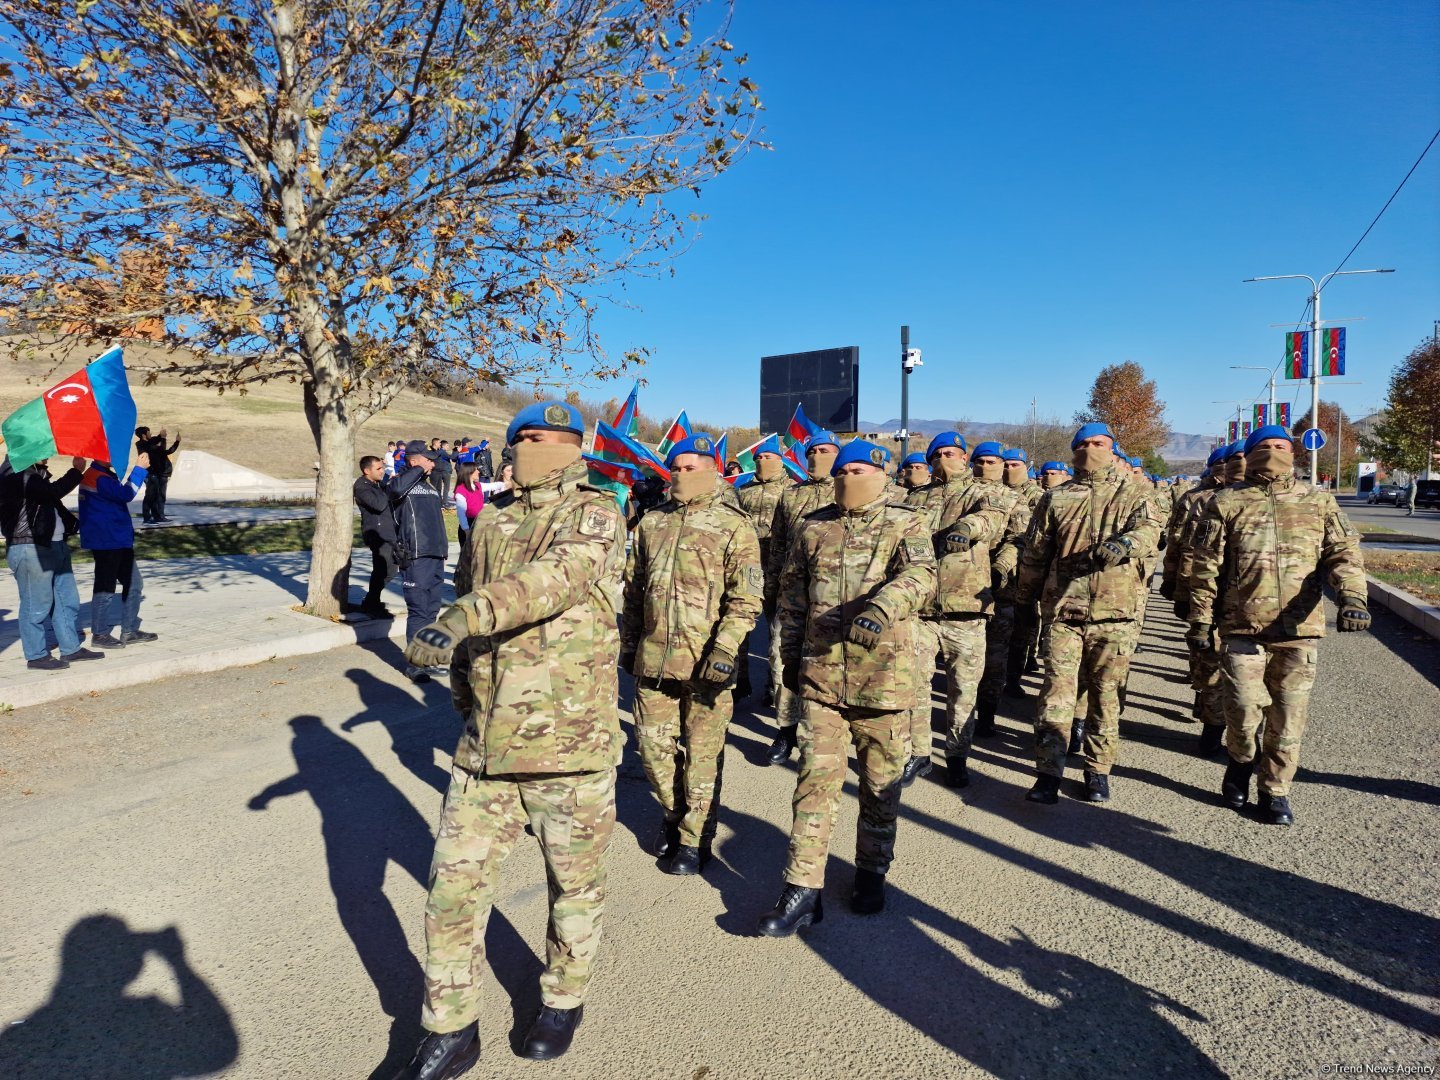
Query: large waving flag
712,432,729,471
656,411,692,458
584,454,644,508
593,420,670,481
783,402,820,451
1,347,137,472
611,381,640,439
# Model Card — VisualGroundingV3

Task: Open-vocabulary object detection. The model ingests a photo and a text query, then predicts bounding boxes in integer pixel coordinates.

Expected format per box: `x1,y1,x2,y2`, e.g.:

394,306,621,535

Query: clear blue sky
590,0,1440,442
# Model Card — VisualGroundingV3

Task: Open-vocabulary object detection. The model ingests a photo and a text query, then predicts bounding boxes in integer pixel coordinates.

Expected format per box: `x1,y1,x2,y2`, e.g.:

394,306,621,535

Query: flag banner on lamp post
1284,332,1310,379
1254,404,1269,427
1320,327,1346,376
1228,421,1239,442
1277,402,1291,428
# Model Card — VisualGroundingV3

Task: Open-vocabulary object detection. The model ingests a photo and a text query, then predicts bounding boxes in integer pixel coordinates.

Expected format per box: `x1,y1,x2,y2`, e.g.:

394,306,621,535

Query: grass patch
1360,524,1398,535
1365,550,1440,605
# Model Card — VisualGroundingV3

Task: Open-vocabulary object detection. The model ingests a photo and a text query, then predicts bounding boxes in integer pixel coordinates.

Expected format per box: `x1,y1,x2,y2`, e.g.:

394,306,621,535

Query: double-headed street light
1243,268,1394,486
1230,364,1278,419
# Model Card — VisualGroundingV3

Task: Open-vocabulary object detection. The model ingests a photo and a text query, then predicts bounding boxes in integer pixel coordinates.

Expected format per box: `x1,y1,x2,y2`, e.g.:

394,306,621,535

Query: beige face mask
1072,445,1111,473
834,471,888,510
934,456,968,482
1224,456,1246,483
1003,464,1026,488
755,455,785,481
1244,448,1291,480
511,441,580,487
973,459,1003,482
670,468,716,503
903,465,929,487
1043,471,1067,489
808,448,838,480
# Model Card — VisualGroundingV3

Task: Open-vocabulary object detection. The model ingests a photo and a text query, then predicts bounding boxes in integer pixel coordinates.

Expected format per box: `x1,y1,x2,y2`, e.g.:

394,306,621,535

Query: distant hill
860,417,1218,464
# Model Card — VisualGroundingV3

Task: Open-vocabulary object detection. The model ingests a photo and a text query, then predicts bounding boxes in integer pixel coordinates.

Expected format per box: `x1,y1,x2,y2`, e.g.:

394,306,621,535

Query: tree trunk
303,380,356,617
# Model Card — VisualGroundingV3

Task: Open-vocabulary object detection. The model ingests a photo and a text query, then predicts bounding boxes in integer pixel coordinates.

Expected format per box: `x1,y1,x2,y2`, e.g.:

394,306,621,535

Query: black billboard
759,346,859,436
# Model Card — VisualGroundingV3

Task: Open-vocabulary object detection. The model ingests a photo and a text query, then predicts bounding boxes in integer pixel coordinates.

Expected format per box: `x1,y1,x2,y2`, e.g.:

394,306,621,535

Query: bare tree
0,0,761,614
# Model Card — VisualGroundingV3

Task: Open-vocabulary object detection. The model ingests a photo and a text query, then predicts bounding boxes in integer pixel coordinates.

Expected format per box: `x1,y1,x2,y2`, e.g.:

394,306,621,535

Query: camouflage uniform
764,476,835,732
907,476,1013,758
1162,474,1227,728
622,484,762,849
1016,465,1161,777
776,494,936,888
737,471,791,702
978,489,1033,711
1188,472,1366,795
1005,481,1047,688
422,460,625,1033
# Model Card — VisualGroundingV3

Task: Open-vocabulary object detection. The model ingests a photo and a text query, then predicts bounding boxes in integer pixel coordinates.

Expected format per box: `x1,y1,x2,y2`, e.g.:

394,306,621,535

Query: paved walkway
0,545,460,709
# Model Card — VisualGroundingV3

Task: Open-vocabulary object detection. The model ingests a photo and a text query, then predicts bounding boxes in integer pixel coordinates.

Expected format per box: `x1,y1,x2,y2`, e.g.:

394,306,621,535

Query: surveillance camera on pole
903,348,923,372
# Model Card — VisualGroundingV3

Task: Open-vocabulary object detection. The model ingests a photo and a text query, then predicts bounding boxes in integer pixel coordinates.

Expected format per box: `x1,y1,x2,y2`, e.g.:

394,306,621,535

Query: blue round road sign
1301,428,1327,451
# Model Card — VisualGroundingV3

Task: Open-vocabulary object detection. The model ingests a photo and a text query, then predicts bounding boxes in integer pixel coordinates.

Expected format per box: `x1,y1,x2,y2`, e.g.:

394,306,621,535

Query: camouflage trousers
1187,640,1226,727
912,616,987,759
785,702,905,890
633,680,730,848
978,598,1016,707
1007,600,1040,686
1220,637,1318,796
421,766,615,1032
769,610,803,731
1035,620,1137,777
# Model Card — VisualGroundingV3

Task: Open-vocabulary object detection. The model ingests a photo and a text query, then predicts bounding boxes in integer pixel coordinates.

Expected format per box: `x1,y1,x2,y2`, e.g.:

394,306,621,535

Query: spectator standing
1405,476,1418,517
0,455,103,670
393,440,409,472
452,461,485,550
432,438,454,506
134,426,180,524
387,440,448,681
353,455,398,618
383,441,397,479
476,438,495,480
79,454,158,647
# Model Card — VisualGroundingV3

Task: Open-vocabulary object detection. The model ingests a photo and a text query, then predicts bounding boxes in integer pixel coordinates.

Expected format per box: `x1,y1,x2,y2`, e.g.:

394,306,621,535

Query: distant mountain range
859,418,1216,464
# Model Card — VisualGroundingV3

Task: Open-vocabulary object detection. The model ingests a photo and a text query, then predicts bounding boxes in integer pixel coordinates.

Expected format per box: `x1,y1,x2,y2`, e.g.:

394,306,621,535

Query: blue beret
1113,445,1127,459
806,430,839,452
1002,448,1028,463
1072,422,1114,450
754,434,782,457
830,439,891,476
665,432,718,469
1128,456,1143,468
901,452,928,468
507,400,584,446
1244,424,1293,454
1223,440,1246,459
971,440,1005,460
1206,446,1226,467
1040,460,1067,473
925,432,966,458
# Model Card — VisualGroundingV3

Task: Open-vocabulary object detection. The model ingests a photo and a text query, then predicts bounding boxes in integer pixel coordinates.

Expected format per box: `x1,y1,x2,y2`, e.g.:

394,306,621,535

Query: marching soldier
1187,425,1370,826
1038,461,1072,490
396,401,625,1071
973,442,1030,732
1016,422,1161,805
1001,448,1043,696
758,439,936,936
622,434,762,876
736,434,792,705
761,430,840,765
898,452,931,491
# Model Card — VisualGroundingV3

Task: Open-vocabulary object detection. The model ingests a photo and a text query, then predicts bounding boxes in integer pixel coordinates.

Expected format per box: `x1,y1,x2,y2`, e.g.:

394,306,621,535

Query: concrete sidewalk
0,545,460,710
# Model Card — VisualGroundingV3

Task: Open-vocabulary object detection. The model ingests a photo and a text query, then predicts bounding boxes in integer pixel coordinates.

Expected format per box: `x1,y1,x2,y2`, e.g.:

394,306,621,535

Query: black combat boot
1221,757,1252,810
1004,677,1026,698
756,884,823,937
1084,771,1111,803
1026,774,1061,805
652,819,680,859
393,1023,479,1080
851,869,886,915
973,704,997,738
765,726,797,766
665,845,702,876
945,755,969,788
1197,724,1224,756
901,755,932,787
1257,793,1294,826
520,1005,583,1060
1067,720,1084,756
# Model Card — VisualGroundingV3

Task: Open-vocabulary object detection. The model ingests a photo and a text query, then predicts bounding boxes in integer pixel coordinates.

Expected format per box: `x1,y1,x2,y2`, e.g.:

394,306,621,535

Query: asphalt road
1,598,1437,1079
1340,494,1440,540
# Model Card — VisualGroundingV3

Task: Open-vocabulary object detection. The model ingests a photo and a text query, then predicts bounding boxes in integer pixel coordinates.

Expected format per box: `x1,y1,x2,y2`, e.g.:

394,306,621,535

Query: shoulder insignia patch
544,404,569,425
904,536,934,562
578,504,619,538
745,565,765,594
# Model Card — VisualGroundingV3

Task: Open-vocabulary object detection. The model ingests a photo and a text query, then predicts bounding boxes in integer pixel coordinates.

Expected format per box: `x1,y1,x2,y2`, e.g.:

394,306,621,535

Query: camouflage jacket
449,460,626,776
1015,465,1162,623
777,496,937,710
990,482,1032,584
1161,476,1221,601
909,477,1014,616
1007,480,1045,511
622,486,762,681
1188,472,1366,640
736,472,790,547
764,476,834,610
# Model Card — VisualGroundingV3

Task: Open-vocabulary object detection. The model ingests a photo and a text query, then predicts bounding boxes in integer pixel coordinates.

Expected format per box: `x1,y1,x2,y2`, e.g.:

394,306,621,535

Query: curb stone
1366,576,1440,642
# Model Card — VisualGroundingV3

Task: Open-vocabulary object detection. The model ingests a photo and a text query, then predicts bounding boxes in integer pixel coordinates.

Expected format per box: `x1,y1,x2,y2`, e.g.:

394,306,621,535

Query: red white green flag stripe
1320,327,1345,376
1,347,137,472
1284,332,1310,379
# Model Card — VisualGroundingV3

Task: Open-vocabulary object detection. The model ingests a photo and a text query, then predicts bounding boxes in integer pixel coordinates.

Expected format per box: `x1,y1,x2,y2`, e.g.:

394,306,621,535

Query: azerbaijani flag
655,411,692,458
725,470,755,489
1284,332,1309,380
783,402,820,451
1276,402,1291,428
730,434,773,475
711,432,729,471
610,381,640,439
1228,421,1239,442
1320,327,1345,376
584,454,644,508
593,420,670,481
1253,404,1268,427
1,347,137,473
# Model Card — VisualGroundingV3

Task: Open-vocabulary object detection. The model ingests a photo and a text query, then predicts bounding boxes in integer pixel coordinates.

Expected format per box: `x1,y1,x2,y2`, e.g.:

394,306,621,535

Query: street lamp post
1229,364,1278,420
1243,268,1394,486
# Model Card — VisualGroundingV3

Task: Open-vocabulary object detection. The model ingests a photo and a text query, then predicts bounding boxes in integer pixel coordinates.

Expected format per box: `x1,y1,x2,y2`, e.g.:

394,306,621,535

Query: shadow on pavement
340,658,459,793
0,915,238,1080
1294,766,1440,806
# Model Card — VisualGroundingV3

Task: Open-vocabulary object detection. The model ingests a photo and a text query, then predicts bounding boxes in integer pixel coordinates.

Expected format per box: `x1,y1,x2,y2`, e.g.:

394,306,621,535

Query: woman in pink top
452,462,485,562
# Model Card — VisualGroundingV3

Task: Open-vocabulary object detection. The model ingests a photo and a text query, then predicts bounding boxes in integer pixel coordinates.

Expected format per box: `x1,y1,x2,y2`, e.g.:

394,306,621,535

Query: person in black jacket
134,426,181,524
386,440,449,681
352,455,398,618
431,438,454,507
1,455,104,669
476,438,495,481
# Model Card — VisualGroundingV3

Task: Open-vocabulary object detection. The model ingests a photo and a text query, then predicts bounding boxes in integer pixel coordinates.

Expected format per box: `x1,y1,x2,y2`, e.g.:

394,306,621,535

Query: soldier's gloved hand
1173,599,1191,621
1092,537,1131,568
404,606,471,668
994,565,1017,593
699,648,737,685
781,661,800,693
1159,578,1176,601
847,605,890,650
943,520,975,555
1336,594,1372,633
1185,622,1216,655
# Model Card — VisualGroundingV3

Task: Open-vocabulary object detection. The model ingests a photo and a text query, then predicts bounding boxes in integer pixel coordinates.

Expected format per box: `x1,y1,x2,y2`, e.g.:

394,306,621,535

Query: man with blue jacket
79,454,158,647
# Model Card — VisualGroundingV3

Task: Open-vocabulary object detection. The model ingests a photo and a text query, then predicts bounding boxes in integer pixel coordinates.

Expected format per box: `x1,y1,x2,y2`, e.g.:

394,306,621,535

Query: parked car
1368,483,1406,505
1416,480,1440,510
